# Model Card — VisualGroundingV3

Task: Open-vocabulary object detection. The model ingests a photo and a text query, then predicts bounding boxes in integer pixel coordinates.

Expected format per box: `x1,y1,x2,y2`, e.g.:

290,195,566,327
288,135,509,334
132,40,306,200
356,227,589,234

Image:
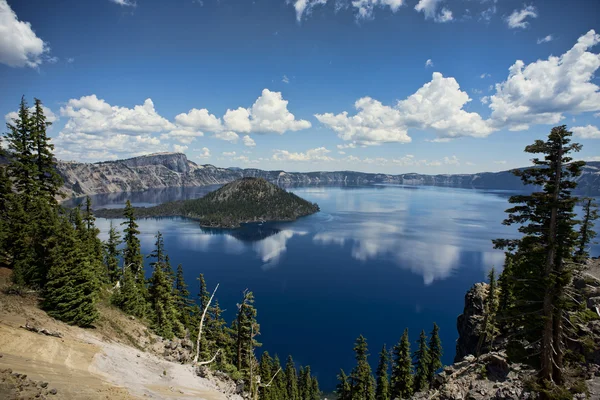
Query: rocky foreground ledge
423,259,600,400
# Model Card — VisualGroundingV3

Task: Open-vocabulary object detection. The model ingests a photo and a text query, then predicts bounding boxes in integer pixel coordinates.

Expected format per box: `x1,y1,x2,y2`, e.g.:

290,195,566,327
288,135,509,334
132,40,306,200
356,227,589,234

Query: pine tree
82,196,106,282
259,351,275,400
104,222,122,283
174,264,194,329
196,273,213,357
336,369,351,400
298,366,306,399
477,269,499,357
285,355,300,400
427,323,443,384
350,335,375,400
31,98,62,202
413,330,430,393
43,216,98,327
114,264,146,318
310,375,321,400
273,355,287,400
575,197,598,262
375,345,390,400
121,200,143,278
235,289,261,375
148,256,174,338
493,125,584,384
391,329,413,399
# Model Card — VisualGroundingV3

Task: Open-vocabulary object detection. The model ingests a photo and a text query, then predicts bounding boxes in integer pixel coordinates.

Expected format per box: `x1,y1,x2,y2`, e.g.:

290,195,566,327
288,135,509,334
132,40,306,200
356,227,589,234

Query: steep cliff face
55,152,600,197
454,282,488,363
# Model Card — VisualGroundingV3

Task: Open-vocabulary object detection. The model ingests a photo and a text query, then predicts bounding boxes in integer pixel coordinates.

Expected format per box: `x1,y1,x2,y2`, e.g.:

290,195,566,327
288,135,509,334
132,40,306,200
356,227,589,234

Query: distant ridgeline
51,152,600,197
95,177,320,228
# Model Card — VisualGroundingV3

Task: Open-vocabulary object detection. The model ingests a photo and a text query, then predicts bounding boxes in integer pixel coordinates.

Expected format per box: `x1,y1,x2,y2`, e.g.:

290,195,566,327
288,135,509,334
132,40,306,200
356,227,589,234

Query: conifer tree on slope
285,355,300,400
375,345,390,400
336,369,351,400
298,366,306,399
122,200,143,278
82,196,106,282
174,264,194,329
477,269,499,357
390,329,413,399
427,323,443,385
350,335,375,400
115,265,146,317
575,197,598,263
259,352,275,400
273,355,287,400
413,330,430,393
493,125,583,384
43,215,98,327
104,222,122,283
31,98,62,203
235,289,261,374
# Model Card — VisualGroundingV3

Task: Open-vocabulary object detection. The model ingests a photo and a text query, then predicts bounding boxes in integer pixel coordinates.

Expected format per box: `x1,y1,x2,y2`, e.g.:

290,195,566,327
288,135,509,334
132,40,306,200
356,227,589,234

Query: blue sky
1,0,599,174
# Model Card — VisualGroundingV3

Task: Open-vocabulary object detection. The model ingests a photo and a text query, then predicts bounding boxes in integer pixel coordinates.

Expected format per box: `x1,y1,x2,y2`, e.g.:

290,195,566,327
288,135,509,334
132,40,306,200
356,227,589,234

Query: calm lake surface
66,185,600,391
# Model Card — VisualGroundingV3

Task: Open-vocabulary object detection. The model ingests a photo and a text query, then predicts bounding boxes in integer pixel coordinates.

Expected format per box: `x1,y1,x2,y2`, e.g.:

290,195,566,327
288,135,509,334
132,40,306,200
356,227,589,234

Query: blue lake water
66,185,599,391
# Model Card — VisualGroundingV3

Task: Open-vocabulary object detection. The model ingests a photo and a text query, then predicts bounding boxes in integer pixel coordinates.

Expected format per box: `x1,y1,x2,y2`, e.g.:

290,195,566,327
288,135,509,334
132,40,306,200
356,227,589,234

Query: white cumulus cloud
5,104,58,124
173,144,188,153
214,131,240,143
242,135,256,147
272,147,333,162
0,0,48,68
414,0,452,22
488,30,600,131
572,125,600,139
505,5,537,29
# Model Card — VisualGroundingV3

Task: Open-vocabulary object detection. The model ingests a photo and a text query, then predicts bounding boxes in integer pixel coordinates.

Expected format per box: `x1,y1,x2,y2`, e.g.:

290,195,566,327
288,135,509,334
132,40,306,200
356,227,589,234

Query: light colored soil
0,268,236,400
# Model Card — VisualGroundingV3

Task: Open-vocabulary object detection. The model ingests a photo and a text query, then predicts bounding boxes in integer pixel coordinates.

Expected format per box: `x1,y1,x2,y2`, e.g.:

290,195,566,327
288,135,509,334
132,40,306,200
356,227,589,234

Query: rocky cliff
55,152,600,197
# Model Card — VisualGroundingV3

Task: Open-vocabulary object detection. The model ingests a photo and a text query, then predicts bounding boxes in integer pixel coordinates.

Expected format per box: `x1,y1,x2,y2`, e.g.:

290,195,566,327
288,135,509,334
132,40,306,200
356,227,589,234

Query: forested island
95,177,320,228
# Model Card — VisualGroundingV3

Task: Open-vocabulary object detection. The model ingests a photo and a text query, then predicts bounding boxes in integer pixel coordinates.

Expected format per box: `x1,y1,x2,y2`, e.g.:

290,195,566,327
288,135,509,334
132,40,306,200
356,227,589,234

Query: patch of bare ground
0,268,238,400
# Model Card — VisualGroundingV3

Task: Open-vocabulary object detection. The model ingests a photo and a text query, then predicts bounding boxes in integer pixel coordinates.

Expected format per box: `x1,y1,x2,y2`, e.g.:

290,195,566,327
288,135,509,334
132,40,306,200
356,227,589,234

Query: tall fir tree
259,351,276,400
104,222,122,283
350,335,375,400
310,376,320,400
272,355,287,400
43,215,98,327
477,269,499,357
493,125,584,385
390,329,413,400
235,289,261,375
575,197,598,262
336,369,351,400
31,98,62,202
413,330,430,393
375,345,390,400
427,323,443,384
174,264,194,329
114,264,146,318
285,355,300,400
121,200,143,278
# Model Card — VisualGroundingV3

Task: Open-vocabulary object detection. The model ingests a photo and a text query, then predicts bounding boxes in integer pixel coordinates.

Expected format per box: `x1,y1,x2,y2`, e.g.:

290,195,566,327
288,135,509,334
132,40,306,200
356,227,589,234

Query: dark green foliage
235,289,261,375
413,330,430,393
31,98,62,203
121,200,143,278
493,125,584,384
375,345,390,400
174,264,194,329
113,265,146,318
285,355,300,400
104,222,122,283
43,216,98,327
477,269,499,357
259,352,277,400
336,369,351,400
350,335,375,400
427,323,443,384
391,329,413,399
310,376,321,400
96,177,320,228
575,197,598,262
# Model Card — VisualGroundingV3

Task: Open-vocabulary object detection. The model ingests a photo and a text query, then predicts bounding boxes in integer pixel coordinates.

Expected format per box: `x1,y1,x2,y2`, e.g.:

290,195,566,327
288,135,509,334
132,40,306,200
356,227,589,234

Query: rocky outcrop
55,153,600,198
455,283,488,363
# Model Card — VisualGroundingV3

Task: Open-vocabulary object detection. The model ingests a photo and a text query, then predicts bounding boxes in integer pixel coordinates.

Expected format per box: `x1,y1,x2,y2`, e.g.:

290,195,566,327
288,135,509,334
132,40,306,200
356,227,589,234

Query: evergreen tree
174,264,194,329
113,264,146,318
82,196,106,282
310,375,321,400
336,369,351,400
235,289,261,375
350,335,375,400
43,216,98,327
493,125,584,384
272,355,287,400
121,200,143,278
285,355,300,400
413,330,430,393
104,222,122,283
298,366,306,399
575,197,598,262
427,323,443,384
390,329,413,399
477,269,499,357
31,98,62,202
375,345,390,400
259,351,275,400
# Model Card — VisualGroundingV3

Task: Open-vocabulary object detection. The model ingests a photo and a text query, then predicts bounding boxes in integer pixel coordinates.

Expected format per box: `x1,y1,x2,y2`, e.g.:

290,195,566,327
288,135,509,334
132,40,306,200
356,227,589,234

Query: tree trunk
193,283,219,364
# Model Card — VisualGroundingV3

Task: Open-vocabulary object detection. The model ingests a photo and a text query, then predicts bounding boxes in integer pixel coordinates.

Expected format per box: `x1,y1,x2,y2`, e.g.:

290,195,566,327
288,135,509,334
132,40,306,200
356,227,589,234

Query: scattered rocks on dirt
19,322,62,338
0,367,59,399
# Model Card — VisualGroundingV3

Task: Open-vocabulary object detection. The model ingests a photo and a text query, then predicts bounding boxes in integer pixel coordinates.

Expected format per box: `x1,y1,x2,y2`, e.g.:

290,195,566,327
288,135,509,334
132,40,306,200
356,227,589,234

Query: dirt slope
0,268,237,400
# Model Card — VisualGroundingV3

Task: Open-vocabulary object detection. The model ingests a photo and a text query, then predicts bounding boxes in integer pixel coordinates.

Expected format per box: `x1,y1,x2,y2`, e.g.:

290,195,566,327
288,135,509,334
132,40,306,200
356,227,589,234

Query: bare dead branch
193,283,220,364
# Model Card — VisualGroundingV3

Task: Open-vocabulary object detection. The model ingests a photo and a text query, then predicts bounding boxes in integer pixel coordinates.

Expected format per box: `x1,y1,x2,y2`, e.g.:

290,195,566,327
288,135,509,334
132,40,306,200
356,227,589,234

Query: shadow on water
200,223,282,242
